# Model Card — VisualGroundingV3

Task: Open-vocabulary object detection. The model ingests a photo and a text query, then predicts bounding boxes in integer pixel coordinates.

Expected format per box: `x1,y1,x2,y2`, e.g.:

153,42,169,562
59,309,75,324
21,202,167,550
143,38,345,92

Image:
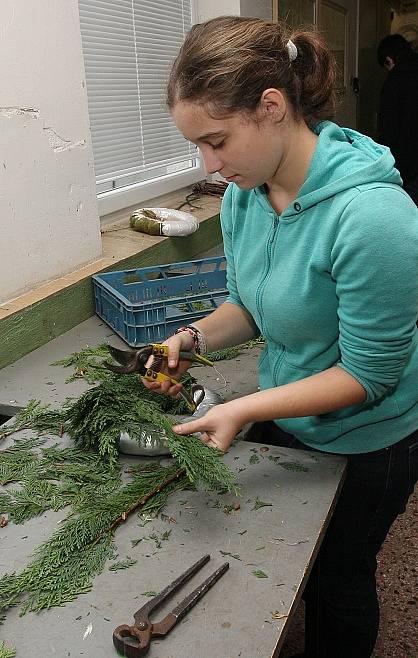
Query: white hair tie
286,39,298,62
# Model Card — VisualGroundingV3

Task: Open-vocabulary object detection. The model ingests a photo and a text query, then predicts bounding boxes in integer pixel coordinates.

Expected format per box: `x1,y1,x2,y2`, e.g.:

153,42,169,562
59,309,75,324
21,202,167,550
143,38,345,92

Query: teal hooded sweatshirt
220,121,418,454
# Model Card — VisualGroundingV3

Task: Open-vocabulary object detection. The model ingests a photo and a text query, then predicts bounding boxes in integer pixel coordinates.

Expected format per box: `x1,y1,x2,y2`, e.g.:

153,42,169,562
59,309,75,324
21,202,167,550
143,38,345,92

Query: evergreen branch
131,403,236,492
63,373,237,490
51,343,114,384
95,467,186,541
0,450,40,486
0,641,16,658
1,443,121,522
0,401,64,443
206,345,243,361
206,335,264,361
109,557,137,571
5,480,67,524
0,463,187,616
0,343,239,623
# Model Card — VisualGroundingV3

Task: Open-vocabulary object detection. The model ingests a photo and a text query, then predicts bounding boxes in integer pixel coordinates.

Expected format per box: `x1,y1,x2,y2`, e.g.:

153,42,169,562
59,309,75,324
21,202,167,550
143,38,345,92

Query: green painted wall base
0,215,222,369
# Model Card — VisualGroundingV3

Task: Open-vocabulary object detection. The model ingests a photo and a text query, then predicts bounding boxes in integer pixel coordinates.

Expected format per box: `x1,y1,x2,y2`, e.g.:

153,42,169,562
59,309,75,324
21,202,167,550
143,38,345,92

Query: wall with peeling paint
0,0,101,304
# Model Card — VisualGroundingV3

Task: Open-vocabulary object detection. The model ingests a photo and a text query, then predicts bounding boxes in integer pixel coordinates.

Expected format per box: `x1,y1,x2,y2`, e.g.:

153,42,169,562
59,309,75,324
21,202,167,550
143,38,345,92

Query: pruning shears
104,344,213,413
113,554,229,656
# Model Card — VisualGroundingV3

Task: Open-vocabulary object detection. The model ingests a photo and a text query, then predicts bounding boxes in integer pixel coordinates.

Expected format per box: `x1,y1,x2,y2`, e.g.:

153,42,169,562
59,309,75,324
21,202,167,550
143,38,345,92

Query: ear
258,88,287,124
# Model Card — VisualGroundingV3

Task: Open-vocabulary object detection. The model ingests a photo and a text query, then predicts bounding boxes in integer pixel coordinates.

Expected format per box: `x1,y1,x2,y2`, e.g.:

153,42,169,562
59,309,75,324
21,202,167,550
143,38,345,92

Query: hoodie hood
256,121,402,216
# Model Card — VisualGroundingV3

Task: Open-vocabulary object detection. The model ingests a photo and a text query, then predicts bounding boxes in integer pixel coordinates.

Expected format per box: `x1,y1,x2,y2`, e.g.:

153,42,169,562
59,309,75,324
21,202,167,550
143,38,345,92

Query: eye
212,140,225,150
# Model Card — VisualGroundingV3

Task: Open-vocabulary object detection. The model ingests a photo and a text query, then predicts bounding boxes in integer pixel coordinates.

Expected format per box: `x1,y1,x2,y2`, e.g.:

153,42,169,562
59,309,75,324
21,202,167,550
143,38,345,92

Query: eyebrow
195,131,225,141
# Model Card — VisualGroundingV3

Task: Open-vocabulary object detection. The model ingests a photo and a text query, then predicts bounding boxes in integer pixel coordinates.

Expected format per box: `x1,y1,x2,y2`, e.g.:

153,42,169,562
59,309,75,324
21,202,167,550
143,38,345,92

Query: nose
200,147,223,175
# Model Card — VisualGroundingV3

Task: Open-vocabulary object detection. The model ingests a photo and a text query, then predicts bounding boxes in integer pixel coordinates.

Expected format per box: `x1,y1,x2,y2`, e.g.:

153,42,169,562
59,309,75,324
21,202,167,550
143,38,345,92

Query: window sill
0,187,223,368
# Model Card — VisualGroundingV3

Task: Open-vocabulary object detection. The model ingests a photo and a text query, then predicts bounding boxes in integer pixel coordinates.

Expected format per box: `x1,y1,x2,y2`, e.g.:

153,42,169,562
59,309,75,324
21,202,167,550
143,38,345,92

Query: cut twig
93,468,186,543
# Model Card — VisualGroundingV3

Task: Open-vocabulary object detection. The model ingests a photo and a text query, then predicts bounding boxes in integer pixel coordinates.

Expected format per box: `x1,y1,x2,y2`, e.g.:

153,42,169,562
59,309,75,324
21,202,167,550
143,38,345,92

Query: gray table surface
0,317,263,415
0,316,346,658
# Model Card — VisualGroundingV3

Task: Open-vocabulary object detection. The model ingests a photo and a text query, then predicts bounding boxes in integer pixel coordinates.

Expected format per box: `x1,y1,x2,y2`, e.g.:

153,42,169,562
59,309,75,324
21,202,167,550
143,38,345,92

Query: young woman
144,16,418,658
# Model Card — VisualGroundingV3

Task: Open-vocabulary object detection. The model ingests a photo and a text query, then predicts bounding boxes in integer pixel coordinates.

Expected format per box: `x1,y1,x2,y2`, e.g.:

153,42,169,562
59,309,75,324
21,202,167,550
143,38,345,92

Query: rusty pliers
105,344,213,413
113,554,229,656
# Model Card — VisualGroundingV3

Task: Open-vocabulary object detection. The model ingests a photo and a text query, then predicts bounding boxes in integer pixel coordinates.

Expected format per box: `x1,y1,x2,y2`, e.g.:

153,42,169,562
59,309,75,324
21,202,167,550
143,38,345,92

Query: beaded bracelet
174,324,207,355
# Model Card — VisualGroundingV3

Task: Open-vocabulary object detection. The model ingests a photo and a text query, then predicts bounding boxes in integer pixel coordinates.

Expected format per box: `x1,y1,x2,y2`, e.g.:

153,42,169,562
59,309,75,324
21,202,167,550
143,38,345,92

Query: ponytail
167,16,337,124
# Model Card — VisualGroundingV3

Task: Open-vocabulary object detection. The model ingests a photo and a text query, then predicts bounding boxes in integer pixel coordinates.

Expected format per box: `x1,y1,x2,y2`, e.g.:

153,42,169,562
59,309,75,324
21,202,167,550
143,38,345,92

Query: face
172,98,288,189
384,56,395,71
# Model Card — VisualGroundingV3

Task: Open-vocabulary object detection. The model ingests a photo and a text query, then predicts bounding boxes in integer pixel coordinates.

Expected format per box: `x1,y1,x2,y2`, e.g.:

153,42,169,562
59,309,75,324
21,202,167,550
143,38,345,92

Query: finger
165,338,182,369
172,419,205,435
167,383,183,397
159,379,173,394
145,355,155,369
198,434,222,450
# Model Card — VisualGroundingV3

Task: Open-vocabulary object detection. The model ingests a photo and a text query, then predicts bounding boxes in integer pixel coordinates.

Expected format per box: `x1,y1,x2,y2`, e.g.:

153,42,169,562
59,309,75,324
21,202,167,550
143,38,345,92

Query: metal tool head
113,622,151,656
105,345,151,374
112,555,229,656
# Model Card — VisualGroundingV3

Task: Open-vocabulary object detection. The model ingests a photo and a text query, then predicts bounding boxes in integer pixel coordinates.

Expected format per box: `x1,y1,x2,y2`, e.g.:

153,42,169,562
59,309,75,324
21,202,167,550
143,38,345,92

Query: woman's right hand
141,330,196,398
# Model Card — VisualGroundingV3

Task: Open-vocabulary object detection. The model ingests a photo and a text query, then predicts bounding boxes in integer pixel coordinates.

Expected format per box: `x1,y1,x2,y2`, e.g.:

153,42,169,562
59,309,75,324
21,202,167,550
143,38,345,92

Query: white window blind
78,0,197,195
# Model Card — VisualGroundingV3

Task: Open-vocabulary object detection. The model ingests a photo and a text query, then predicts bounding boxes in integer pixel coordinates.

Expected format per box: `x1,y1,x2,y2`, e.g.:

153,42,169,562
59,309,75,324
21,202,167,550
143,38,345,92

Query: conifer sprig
0,641,16,658
62,373,236,491
0,442,121,524
0,401,64,443
0,463,187,617
0,343,239,624
51,343,114,383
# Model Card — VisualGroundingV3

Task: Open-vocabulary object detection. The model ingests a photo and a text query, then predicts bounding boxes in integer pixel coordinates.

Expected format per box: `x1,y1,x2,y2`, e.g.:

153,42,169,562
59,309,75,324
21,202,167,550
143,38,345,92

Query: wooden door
274,0,359,128
317,0,359,127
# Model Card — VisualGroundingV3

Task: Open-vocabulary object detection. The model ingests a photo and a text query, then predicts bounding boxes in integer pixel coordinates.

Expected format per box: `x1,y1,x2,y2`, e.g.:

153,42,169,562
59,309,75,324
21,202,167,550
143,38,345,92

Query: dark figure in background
377,34,418,204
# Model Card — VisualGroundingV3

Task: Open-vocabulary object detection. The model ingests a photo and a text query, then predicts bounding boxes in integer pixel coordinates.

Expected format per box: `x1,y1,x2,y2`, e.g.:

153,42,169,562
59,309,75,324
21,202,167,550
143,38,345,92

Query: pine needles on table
0,341,240,626
0,461,187,617
51,343,115,384
0,401,64,443
62,373,235,490
0,441,120,524
0,641,16,658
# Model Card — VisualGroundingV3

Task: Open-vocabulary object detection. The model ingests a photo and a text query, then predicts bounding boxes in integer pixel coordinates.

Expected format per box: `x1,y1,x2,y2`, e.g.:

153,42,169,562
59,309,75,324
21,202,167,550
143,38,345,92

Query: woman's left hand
172,403,243,452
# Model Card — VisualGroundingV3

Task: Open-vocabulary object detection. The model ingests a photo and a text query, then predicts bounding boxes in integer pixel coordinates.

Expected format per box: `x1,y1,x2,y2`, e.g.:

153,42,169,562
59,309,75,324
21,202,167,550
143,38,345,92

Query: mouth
222,174,239,182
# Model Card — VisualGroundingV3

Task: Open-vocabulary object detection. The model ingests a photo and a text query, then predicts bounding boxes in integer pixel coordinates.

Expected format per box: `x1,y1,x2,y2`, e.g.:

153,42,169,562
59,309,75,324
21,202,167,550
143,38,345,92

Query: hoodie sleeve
331,186,418,403
220,184,245,308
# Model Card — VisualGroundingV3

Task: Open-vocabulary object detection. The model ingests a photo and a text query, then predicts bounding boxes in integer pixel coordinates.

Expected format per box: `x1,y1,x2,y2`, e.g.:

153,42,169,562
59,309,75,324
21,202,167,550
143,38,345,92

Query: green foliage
132,402,237,492
0,401,63,443
0,462,187,617
206,346,243,361
0,343,238,625
0,641,16,658
63,373,195,464
51,343,115,384
50,338,265,380
0,441,120,524
251,497,273,511
279,462,309,472
109,557,137,571
60,370,236,491
206,335,264,362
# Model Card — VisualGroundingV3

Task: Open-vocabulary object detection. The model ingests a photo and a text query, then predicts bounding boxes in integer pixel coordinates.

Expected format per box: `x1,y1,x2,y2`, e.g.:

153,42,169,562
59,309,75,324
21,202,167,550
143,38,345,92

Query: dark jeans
245,422,418,658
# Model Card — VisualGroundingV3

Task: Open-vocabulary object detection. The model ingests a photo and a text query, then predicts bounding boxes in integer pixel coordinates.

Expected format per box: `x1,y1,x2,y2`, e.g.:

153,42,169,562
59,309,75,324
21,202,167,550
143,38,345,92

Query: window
78,0,202,215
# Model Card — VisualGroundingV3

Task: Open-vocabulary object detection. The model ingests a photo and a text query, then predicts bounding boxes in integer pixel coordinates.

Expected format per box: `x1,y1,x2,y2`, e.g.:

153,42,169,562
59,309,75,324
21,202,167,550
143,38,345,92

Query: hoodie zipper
255,214,281,342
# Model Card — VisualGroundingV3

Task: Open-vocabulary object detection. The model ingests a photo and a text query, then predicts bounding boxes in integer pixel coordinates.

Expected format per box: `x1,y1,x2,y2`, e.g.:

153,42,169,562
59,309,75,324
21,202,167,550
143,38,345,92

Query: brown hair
167,16,337,125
